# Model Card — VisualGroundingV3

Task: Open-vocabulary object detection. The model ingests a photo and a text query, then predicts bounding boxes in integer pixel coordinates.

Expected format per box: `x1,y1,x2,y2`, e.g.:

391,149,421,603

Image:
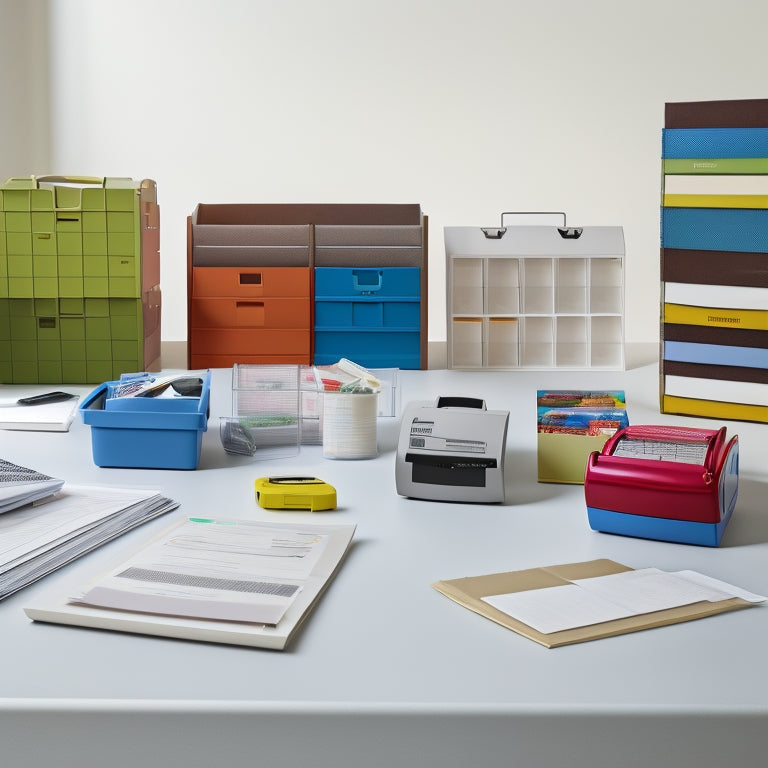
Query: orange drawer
189,328,311,355
190,352,311,368
192,266,311,298
190,297,310,329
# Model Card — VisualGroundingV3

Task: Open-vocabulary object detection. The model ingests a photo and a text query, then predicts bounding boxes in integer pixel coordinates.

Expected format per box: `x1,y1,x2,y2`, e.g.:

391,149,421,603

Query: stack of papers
0,458,64,514
26,518,356,650
0,485,178,600
0,395,80,432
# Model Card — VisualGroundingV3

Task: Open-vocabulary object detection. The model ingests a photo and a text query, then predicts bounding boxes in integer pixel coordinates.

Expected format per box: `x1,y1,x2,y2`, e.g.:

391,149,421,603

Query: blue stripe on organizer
586,506,731,547
664,341,768,369
661,208,768,252
662,127,768,159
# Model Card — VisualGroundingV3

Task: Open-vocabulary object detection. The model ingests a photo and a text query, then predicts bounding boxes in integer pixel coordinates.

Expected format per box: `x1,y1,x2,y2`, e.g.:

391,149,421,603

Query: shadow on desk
721,476,768,547
503,447,579,506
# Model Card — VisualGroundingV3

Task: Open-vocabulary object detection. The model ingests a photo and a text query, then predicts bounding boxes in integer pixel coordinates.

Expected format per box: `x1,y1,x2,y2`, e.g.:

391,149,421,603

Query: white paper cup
322,392,378,459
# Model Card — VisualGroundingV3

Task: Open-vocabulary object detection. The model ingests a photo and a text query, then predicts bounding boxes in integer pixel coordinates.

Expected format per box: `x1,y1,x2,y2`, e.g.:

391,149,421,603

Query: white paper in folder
70,517,332,625
482,567,766,635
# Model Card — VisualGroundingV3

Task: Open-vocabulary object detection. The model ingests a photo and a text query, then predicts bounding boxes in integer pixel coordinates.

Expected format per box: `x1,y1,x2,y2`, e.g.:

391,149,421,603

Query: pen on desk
0,391,77,407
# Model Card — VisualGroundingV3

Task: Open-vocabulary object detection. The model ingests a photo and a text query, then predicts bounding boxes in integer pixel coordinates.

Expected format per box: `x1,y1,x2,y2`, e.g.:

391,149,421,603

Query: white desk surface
1,355,767,768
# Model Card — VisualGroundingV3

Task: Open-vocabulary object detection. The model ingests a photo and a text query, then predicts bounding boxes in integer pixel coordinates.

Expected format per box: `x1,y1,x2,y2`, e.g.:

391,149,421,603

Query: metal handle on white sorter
482,211,568,239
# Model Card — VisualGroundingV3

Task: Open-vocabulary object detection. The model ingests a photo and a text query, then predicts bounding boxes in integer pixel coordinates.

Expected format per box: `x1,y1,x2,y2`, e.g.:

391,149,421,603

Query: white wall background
5,0,768,346
0,1,49,175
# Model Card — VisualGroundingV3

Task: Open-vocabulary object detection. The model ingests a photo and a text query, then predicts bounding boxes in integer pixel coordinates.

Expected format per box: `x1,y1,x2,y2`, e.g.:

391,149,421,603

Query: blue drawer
314,300,420,329
314,329,421,369
314,267,420,298
661,207,768,252
662,127,768,159
80,372,211,469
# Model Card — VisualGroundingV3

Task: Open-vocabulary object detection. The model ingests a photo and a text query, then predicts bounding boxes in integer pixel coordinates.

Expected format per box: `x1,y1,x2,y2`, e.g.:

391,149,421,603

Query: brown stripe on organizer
664,360,768,385
193,225,311,246
664,323,768,348
192,203,423,226
314,225,424,247
661,248,768,288
313,247,423,267
665,99,768,128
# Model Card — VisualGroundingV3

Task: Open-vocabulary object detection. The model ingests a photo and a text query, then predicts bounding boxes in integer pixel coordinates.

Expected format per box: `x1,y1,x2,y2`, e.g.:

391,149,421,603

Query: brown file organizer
187,203,428,370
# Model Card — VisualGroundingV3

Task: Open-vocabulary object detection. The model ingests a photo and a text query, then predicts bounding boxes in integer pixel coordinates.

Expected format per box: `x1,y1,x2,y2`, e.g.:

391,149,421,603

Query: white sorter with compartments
444,221,625,370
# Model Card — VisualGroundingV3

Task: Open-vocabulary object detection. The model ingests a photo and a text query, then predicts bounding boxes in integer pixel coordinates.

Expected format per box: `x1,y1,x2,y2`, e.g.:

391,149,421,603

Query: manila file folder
431,559,753,648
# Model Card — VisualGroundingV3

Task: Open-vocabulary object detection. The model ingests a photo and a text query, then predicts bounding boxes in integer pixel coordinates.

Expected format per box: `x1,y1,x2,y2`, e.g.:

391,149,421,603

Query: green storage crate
0,176,161,383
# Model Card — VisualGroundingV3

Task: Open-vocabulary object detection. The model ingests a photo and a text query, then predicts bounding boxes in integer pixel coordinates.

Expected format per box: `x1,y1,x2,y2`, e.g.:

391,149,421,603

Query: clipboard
431,559,753,648
26,518,356,651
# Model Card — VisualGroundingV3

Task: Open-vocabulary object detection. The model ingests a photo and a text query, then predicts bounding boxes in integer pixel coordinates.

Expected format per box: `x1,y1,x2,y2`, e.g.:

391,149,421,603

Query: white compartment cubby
450,317,484,368
451,258,484,315
446,240,624,369
590,315,624,368
521,316,554,367
521,258,554,314
555,315,589,367
487,317,519,367
589,257,623,314
556,258,588,314
486,258,520,314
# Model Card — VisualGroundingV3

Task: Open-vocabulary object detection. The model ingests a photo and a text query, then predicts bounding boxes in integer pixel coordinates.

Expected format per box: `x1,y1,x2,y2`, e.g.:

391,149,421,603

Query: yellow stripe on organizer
662,395,768,424
664,303,768,331
663,193,768,209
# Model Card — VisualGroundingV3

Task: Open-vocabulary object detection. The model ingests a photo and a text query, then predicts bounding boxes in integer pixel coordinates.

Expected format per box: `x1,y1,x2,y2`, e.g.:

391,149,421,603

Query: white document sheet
0,458,64,514
71,517,332,625
0,485,165,574
0,485,176,600
482,568,766,635
0,396,80,432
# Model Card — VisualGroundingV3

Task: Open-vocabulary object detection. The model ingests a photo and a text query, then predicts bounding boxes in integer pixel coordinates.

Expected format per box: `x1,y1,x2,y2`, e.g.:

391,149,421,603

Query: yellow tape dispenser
255,476,337,512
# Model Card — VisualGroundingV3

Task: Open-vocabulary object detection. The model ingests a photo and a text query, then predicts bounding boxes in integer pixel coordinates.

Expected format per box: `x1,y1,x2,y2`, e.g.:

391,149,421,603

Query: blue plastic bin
80,371,211,469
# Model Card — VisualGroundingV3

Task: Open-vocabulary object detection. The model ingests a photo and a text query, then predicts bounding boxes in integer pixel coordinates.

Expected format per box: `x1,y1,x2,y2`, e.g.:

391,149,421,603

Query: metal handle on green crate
35,175,105,186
